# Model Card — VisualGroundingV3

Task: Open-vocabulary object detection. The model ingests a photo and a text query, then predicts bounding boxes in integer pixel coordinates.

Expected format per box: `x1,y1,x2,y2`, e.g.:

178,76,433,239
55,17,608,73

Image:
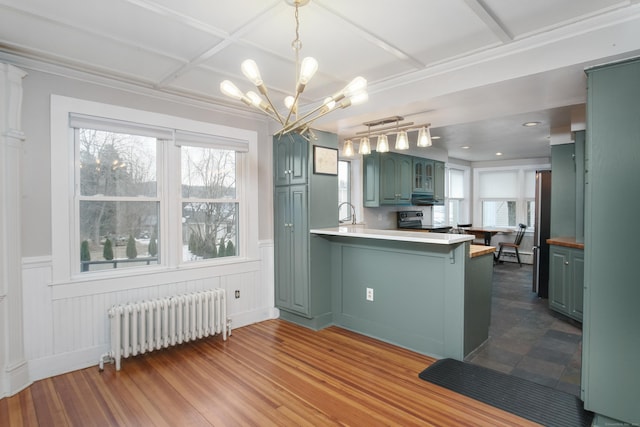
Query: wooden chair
496,223,527,266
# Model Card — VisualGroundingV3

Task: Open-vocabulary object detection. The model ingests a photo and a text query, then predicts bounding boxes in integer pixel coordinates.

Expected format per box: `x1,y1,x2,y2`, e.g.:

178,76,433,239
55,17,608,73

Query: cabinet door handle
564,261,569,265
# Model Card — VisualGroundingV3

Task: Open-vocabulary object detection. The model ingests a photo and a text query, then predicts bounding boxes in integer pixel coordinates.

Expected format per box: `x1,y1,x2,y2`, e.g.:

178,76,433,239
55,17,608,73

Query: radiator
99,288,229,371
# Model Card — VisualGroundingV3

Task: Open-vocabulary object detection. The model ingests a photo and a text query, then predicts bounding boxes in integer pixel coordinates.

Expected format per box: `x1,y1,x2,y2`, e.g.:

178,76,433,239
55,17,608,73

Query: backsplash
362,205,432,229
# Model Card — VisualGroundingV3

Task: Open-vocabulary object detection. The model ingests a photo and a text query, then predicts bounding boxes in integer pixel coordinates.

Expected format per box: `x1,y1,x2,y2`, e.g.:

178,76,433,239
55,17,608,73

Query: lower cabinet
548,245,584,321
274,185,309,315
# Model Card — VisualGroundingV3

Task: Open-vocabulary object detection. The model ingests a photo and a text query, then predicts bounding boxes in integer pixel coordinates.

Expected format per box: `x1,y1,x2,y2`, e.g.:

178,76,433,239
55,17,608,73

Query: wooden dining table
460,227,512,246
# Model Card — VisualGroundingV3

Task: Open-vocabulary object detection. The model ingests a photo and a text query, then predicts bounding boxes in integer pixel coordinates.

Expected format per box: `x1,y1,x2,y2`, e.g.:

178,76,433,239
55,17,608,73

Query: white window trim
50,95,259,293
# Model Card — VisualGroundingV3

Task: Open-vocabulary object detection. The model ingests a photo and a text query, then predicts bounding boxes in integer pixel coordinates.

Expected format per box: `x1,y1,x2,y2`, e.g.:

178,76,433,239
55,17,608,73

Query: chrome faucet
338,202,356,224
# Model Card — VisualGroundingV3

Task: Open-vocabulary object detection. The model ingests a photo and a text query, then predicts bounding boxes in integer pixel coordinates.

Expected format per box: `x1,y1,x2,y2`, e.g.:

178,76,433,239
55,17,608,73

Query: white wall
16,66,278,383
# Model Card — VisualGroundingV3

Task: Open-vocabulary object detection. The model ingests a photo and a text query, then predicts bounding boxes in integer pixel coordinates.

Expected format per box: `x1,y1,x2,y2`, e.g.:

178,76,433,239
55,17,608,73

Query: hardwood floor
1,320,538,426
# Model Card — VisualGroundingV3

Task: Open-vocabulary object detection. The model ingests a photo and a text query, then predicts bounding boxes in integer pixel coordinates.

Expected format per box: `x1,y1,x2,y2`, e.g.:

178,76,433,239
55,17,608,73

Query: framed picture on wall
313,145,338,175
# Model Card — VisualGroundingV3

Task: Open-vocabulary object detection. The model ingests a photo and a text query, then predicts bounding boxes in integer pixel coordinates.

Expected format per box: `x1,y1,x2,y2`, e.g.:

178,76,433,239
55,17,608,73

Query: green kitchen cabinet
363,152,443,206
433,160,445,205
363,151,413,206
548,245,583,322
274,134,308,186
274,185,309,314
412,157,434,194
363,151,380,207
582,57,640,425
273,131,337,328
380,152,412,205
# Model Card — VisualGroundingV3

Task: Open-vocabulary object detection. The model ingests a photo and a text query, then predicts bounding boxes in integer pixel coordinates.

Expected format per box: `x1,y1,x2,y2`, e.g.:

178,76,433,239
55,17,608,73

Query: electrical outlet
235,290,240,299
366,287,374,301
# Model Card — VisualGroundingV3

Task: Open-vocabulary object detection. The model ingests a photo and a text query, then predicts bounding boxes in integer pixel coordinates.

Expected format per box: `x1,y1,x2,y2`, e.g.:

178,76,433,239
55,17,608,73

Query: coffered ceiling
2,0,640,161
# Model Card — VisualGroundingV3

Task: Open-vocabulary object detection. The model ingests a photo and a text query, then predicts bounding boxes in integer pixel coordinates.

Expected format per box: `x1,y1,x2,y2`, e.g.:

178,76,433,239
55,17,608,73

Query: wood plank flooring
0,320,539,426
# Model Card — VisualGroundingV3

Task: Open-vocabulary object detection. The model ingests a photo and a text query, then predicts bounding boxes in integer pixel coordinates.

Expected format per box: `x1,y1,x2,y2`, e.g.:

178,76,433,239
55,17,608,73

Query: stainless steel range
396,211,452,233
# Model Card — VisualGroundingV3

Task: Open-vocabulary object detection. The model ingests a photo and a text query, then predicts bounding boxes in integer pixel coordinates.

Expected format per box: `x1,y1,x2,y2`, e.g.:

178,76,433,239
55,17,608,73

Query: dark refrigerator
532,170,551,298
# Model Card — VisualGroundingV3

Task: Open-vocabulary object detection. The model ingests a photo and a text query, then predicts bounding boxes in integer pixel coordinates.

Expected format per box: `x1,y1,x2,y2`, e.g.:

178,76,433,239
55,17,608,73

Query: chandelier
220,0,368,139
342,116,434,156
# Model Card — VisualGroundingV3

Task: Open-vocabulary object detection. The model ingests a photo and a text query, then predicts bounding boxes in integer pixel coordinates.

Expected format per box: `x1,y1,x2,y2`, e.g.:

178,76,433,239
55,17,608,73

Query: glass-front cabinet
413,158,434,194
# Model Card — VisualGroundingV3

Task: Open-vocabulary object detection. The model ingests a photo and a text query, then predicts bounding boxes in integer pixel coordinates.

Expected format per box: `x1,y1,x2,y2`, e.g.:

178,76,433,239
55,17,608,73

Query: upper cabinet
380,153,412,205
363,151,444,207
413,158,434,194
549,130,584,240
274,135,308,186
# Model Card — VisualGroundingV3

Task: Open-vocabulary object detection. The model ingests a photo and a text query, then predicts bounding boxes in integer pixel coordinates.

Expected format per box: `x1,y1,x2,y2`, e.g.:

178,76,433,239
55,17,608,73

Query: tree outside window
181,146,238,262
78,129,159,272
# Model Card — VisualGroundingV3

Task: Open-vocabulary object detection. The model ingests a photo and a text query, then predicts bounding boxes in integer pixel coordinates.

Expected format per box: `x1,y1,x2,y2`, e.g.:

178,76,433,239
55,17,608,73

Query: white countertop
310,226,474,245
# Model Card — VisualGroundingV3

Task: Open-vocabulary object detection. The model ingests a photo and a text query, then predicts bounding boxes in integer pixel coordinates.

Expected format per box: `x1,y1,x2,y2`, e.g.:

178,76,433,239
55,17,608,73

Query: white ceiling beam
154,1,282,88
314,0,425,70
462,0,513,43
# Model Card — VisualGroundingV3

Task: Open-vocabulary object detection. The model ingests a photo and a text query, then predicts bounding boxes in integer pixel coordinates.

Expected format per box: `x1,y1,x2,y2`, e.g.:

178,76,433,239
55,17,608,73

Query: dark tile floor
465,262,584,396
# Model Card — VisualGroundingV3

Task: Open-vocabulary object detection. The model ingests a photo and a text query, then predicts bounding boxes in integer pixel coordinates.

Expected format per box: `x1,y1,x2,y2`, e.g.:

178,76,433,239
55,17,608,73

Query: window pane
79,129,157,197
482,200,516,227
449,169,464,199
524,170,536,198
79,200,159,272
182,147,236,199
183,202,238,261
527,200,535,228
448,200,460,225
478,170,518,198
338,160,351,221
433,205,446,226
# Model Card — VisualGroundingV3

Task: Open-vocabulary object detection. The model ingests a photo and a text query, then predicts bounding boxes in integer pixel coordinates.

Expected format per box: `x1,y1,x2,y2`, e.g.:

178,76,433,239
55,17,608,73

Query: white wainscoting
22,240,276,382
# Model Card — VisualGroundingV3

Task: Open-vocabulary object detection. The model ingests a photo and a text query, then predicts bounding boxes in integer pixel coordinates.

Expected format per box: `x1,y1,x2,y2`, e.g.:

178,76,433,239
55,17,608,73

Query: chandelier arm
259,91,285,125
253,104,284,124
283,92,302,128
277,100,332,135
279,103,337,136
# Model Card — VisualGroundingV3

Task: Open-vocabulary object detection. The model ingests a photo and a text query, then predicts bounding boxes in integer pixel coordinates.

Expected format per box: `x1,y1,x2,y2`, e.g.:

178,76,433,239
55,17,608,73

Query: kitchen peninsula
305,226,494,360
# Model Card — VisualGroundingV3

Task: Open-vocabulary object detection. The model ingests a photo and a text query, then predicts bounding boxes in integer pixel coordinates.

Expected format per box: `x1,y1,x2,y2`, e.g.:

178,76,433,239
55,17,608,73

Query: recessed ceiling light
461,146,470,149
522,121,541,127
496,152,503,156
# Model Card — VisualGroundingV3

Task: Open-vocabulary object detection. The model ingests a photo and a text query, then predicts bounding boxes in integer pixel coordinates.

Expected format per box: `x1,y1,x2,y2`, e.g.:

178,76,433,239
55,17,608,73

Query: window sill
50,256,262,300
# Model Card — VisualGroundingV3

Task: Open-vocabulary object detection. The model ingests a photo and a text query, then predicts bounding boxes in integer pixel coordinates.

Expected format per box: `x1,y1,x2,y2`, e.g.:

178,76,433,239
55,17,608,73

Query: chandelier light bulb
358,136,371,155
284,96,295,110
323,97,336,111
349,91,368,106
342,76,367,98
298,57,318,86
241,59,263,86
376,134,389,153
246,91,261,106
220,80,245,100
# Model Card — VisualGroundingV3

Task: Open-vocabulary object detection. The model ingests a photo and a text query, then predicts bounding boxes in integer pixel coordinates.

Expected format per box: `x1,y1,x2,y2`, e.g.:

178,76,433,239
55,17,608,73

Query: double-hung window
177,131,246,262
433,164,469,227
474,166,542,229
72,115,166,272
477,170,518,227
52,95,256,285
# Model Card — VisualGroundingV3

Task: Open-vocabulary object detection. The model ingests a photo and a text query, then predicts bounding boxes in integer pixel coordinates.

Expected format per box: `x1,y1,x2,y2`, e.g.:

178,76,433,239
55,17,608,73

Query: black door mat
418,358,593,427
